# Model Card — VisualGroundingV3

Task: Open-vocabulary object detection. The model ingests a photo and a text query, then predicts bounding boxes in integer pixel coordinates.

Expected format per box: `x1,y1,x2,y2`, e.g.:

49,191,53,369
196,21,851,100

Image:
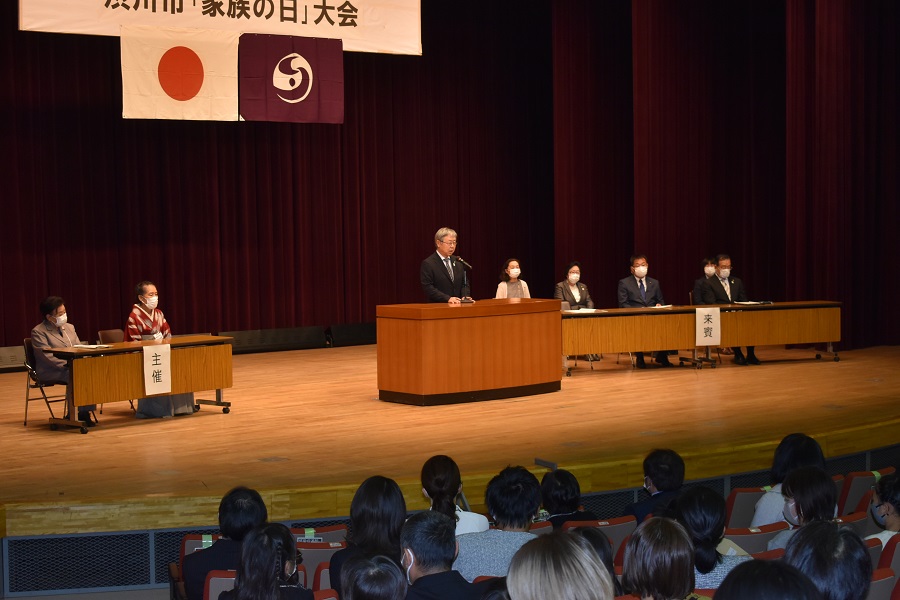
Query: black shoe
747,355,761,365
655,355,674,367
733,355,747,366
635,355,647,369
78,412,96,427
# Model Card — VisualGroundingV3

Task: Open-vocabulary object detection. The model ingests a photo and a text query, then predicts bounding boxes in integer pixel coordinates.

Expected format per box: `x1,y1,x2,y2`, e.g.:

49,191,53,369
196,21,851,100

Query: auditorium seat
294,540,346,577
724,487,767,528
866,568,895,600
312,561,332,591
879,534,900,578
529,521,553,535
563,516,638,562
290,524,348,544
837,511,874,538
751,548,785,560
723,522,790,554
866,538,885,569
314,590,339,600
203,570,235,600
839,469,897,516
23,338,67,425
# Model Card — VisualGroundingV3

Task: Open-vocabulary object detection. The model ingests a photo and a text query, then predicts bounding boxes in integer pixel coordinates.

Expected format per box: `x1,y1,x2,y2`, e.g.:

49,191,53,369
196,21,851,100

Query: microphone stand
458,257,475,303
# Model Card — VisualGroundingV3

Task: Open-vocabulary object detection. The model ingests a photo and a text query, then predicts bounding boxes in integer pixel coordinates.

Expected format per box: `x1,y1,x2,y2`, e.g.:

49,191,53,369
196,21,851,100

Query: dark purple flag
239,34,344,124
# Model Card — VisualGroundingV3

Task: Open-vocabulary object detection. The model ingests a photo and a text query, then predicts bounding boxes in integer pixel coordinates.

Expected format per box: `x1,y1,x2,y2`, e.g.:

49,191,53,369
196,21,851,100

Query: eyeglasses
439,239,457,246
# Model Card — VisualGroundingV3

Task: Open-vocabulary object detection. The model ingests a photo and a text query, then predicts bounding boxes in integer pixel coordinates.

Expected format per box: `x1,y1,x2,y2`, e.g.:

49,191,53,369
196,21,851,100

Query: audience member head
714,254,732,278
573,527,624,596
781,467,836,526
872,472,900,532
39,296,66,321
701,258,716,277
630,254,649,278
420,455,462,521
564,261,582,284
507,530,614,600
341,555,407,600
769,433,826,485
622,517,694,600
716,559,822,600
218,486,268,541
784,521,873,600
643,449,685,494
485,466,541,530
673,486,726,575
502,258,522,282
399,511,456,585
233,523,297,600
480,576,510,600
348,476,407,559
540,469,583,517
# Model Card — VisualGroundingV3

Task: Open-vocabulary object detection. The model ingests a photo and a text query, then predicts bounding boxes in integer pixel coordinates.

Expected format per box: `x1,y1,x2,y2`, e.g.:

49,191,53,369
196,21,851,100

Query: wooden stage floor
2,344,898,538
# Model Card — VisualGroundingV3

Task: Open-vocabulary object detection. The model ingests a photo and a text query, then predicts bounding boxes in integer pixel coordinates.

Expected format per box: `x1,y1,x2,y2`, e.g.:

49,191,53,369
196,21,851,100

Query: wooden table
562,301,842,359
45,335,233,432
376,298,562,405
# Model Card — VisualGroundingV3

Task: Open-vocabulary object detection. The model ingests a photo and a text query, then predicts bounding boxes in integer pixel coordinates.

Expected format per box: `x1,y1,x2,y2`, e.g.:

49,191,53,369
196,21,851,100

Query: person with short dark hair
507,530,614,600
751,433,826,527
400,511,481,600
220,522,313,600
673,487,750,589
572,527,625,596
182,487,268,600
716,560,823,600
767,466,837,551
692,258,717,306
621,517,698,600
540,469,597,529
454,466,541,582
554,261,594,310
618,254,673,368
622,449,685,524
700,254,759,365
330,476,407,597
866,472,900,545
341,555,407,600
30,295,97,426
420,455,489,536
784,521,873,600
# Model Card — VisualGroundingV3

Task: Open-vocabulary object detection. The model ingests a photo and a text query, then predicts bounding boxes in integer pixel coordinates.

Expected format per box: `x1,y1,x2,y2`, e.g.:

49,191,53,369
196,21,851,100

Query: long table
45,334,233,432
376,298,562,405
562,301,841,360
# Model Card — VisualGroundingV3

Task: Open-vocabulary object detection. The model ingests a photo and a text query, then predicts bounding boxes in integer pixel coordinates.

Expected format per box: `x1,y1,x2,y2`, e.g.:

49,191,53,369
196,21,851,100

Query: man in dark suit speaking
421,227,472,304
617,254,673,368
700,253,760,365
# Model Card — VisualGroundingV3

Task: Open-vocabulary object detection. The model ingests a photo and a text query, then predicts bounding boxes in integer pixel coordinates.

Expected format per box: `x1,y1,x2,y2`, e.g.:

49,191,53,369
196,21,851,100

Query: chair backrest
563,516,638,562
314,590,339,600
751,548,785,561
839,469,896,516
836,512,873,538
865,568,895,600
23,338,42,382
98,329,125,344
295,540,346,573
878,533,900,572
291,525,348,544
529,521,553,535
694,590,716,598
203,569,235,600
312,561,331,591
723,521,790,555
866,538,885,568
180,534,224,566
725,488,767,529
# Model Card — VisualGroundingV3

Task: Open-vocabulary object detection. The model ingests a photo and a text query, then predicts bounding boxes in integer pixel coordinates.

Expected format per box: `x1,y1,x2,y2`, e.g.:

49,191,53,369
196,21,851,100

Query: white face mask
704,266,716,277
403,550,414,585
718,268,731,279
871,501,887,527
783,499,801,526
568,273,580,285
634,266,648,278
509,268,521,279
53,313,68,327
143,296,159,309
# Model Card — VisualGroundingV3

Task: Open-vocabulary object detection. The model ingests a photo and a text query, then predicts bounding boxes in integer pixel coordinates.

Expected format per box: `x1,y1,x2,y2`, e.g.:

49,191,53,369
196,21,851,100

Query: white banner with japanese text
19,0,422,55
695,307,720,347
143,344,172,395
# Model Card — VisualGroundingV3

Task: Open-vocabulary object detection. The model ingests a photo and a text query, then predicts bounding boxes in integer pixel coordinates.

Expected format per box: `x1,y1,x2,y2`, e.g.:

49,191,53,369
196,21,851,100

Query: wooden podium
376,299,562,405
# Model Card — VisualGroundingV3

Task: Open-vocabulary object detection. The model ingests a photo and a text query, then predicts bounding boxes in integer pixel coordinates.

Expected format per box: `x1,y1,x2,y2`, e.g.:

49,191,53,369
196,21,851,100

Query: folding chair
838,469,897,516
723,522,790,554
725,488,767,529
203,570,235,600
23,338,68,425
563,516,638,562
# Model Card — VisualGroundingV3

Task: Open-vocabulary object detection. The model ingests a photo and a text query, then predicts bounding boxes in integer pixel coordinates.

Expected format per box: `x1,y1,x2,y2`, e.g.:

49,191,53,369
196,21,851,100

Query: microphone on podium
455,256,473,270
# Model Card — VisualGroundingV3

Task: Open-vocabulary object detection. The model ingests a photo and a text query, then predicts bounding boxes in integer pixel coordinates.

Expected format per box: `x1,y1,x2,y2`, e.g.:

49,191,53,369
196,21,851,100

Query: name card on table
695,307,721,346
143,344,172,395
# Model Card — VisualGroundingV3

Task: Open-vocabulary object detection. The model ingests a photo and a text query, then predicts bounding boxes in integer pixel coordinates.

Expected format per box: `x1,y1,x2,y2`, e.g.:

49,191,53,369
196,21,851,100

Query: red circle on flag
158,46,204,102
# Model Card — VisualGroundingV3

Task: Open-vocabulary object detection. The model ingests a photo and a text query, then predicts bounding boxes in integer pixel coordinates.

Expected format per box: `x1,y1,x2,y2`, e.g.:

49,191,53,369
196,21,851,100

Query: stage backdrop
2,0,897,350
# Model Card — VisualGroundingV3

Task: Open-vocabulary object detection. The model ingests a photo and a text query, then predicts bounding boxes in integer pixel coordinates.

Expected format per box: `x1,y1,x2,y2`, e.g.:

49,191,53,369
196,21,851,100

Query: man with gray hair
420,227,471,303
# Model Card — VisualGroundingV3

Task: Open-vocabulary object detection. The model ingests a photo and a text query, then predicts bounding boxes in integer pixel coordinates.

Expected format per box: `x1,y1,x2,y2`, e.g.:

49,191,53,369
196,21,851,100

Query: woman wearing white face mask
767,466,838,551
865,473,900,546
495,258,531,299
123,280,196,419
554,261,594,310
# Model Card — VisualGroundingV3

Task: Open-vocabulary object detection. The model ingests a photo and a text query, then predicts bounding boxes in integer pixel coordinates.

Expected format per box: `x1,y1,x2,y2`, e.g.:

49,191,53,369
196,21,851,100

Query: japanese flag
121,26,240,121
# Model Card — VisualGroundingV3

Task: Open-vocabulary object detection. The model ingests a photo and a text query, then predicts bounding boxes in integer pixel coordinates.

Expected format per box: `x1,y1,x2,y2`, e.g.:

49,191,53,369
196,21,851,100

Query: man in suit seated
181,487,268,600
617,254,673,368
402,511,485,600
420,227,472,304
700,253,760,365
622,449,685,524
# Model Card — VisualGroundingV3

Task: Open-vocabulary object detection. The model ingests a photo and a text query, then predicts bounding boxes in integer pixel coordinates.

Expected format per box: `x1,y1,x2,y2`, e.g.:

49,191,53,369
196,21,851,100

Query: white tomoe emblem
273,53,314,104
